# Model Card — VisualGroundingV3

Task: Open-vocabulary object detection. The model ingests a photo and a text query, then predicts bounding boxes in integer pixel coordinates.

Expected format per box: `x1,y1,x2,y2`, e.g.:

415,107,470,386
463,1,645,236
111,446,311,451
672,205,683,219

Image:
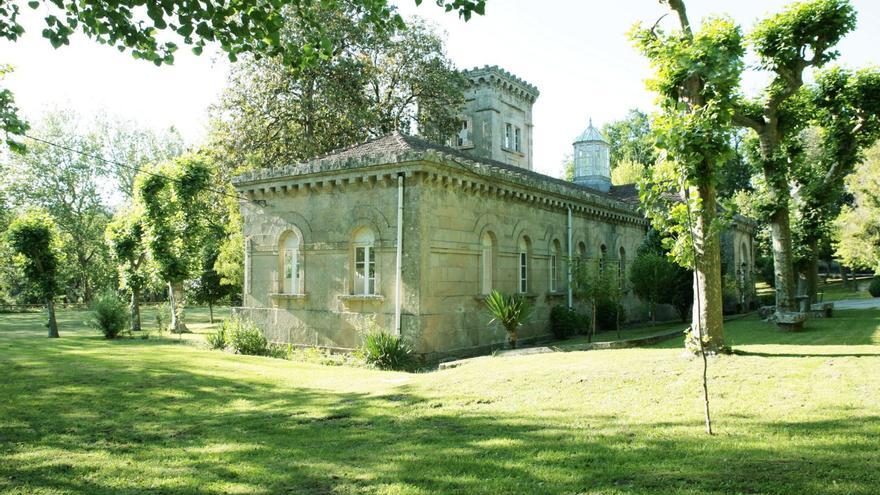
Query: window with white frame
481,232,494,294
456,118,472,147
504,123,513,149
353,228,376,295
514,126,522,152
518,236,530,294
281,232,300,294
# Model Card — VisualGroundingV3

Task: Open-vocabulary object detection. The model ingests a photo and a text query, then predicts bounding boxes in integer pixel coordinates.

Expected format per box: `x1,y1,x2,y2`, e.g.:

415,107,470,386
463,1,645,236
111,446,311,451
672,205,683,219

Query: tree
602,109,656,170
4,110,113,303
0,65,27,152
0,0,485,148
6,211,62,337
189,227,233,324
793,68,880,302
210,15,465,169
571,257,615,342
630,250,670,325
105,205,150,332
611,160,645,186
833,142,880,272
96,116,186,198
632,0,743,354
135,154,213,333
633,0,744,436
731,0,856,313
484,290,532,349
630,230,694,324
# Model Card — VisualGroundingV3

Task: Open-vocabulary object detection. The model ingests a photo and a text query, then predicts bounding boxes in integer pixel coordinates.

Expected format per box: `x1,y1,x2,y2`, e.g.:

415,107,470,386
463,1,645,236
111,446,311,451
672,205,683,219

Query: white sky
3,0,879,178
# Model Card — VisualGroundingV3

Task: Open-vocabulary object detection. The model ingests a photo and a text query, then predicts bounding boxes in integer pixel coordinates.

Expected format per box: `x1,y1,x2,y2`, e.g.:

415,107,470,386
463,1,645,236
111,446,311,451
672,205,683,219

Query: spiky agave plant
484,290,532,349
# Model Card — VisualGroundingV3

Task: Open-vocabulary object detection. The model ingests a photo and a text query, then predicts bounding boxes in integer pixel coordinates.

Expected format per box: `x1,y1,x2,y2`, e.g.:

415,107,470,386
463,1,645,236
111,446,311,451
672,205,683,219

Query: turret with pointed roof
572,118,611,192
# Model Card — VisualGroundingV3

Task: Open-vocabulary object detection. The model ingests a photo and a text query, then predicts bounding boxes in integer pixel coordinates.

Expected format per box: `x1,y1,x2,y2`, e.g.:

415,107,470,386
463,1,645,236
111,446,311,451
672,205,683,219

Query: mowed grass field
2,307,880,494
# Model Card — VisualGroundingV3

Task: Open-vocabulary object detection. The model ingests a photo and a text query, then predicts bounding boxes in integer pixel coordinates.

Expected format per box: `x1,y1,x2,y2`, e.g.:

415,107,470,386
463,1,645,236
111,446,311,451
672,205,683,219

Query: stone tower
455,66,540,170
572,119,611,192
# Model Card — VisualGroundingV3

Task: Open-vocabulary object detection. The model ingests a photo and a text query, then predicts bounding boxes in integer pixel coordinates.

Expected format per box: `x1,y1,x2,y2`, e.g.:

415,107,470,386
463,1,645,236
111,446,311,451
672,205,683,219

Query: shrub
206,325,228,350
226,316,269,356
155,302,172,332
549,305,579,339
484,290,532,349
89,290,129,339
869,277,880,298
355,323,415,371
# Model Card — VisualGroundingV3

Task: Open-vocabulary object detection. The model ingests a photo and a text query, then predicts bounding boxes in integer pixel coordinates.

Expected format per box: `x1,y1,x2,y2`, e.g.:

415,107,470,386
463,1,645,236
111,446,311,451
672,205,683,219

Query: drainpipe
567,206,573,308
394,173,404,336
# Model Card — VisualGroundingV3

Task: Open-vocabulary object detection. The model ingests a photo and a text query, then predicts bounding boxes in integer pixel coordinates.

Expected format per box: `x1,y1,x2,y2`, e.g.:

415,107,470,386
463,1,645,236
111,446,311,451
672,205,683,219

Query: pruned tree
793,68,880,302
632,0,745,436
6,210,62,337
135,154,212,333
731,0,856,313
631,0,744,354
105,205,150,332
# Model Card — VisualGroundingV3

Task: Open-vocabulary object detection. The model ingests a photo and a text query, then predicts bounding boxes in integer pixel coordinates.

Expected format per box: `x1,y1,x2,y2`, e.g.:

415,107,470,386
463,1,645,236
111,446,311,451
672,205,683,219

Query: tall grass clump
225,316,269,356
355,316,415,371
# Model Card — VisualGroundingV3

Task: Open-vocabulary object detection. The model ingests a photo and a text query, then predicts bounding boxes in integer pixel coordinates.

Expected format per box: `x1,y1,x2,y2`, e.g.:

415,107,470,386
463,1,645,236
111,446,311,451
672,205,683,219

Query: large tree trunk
208,301,214,324
130,288,141,332
168,282,188,333
691,181,725,353
769,206,798,312
46,299,59,338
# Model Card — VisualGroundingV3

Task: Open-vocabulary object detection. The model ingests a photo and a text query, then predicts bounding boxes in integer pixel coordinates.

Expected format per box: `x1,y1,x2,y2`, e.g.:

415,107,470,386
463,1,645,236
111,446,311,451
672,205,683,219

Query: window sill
339,294,385,302
546,291,567,298
501,147,525,157
269,292,309,300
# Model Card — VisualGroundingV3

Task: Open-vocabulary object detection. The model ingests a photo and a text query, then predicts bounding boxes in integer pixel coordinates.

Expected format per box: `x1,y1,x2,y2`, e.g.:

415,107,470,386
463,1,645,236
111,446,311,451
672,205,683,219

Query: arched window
353,227,376,295
518,236,531,294
618,246,626,289
599,244,608,272
550,240,561,292
577,241,587,263
480,232,495,294
280,232,300,294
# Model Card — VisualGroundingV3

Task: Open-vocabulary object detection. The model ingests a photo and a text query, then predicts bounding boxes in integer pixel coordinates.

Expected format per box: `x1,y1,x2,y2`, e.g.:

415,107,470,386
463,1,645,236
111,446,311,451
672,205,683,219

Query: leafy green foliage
610,160,645,186
210,15,465,169
5,110,114,303
135,154,212,286
868,278,880,298
0,0,485,145
89,290,129,339
5,210,62,336
5,210,61,301
602,109,656,170
356,328,415,371
835,143,880,271
0,65,28,152
630,231,694,323
225,316,269,356
484,290,532,349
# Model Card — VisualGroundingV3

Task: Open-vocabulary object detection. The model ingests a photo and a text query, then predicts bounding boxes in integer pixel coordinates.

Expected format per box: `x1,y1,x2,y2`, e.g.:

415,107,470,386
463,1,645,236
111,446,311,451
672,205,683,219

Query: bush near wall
869,277,880,298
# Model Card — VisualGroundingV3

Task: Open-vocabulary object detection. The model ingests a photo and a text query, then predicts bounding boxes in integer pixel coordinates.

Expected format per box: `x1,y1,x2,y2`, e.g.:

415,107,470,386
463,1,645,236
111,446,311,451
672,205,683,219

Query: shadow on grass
2,337,880,494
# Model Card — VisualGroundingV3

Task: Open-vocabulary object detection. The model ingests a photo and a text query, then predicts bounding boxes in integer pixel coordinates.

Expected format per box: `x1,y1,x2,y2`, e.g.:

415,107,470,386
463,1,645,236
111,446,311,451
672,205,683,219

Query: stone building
232,66,756,360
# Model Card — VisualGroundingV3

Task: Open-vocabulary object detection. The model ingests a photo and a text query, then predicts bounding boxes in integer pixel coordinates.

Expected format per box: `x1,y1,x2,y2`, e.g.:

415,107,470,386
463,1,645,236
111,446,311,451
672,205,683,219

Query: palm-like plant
484,290,532,349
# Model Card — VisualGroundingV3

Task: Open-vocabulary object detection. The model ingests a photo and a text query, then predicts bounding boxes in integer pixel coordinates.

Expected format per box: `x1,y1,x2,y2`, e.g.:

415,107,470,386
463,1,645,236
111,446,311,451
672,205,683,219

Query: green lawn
2,308,880,494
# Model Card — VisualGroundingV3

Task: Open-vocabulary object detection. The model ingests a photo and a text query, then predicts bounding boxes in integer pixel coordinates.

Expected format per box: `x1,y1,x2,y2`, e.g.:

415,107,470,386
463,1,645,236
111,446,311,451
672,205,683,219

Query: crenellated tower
454,66,540,170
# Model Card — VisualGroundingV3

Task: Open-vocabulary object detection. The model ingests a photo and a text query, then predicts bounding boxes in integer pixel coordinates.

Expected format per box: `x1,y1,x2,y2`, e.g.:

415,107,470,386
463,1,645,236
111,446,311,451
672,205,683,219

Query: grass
2,307,880,494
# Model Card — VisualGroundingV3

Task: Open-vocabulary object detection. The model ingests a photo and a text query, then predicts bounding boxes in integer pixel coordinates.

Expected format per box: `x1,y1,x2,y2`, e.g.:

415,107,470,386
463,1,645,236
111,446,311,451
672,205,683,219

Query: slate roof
574,119,607,144
233,132,642,211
